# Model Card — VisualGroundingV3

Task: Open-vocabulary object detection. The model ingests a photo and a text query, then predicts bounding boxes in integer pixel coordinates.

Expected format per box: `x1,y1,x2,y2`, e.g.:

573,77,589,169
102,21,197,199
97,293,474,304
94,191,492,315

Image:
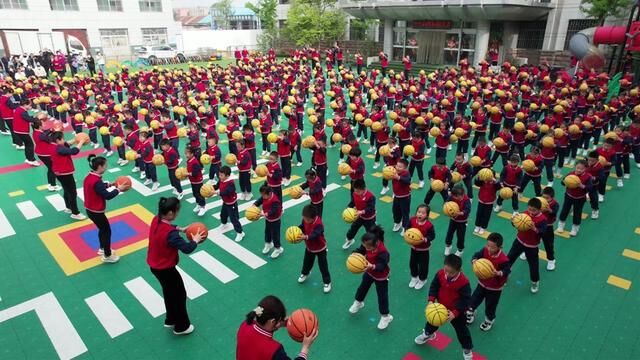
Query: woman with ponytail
236,295,318,360
83,155,130,263
51,131,86,220
147,197,206,335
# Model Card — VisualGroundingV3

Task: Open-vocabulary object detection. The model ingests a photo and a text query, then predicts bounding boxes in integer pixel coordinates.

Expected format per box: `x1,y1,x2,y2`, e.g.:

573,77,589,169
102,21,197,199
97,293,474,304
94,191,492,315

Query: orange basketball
75,132,90,144
114,176,132,191
185,222,208,241
286,308,319,343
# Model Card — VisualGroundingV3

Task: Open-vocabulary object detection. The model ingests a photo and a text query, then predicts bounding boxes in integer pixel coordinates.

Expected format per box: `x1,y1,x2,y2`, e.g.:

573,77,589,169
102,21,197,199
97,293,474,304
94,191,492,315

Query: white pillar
543,7,562,50
474,20,490,66
383,18,393,55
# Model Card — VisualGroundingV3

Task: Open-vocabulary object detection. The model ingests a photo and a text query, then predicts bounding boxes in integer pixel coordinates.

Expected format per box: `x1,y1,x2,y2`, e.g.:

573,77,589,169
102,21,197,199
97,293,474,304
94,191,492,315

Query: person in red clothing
160,139,183,199
444,186,471,257
506,197,547,293
345,147,365,198
409,131,426,187
236,140,253,200
408,204,436,290
32,119,59,191
205,136,222,185
556,160,592,237
585,151,604,219
276,130,292,186
349,226,394,330
83,155,130,263
300,169,324,217
215,166,245,242
540,187,559,271
147,197,206,335
11,98,40,166
465,233,511,332
236,295,318,360
520,146,543,197
414,254,474,360
473,171,500,235
402,55,412,79
343,179,376,249
138,130,160,191
253,185,284,259
296,205,332,293
185,146,206,217
424,157,451,206
391,159,412,234
51,131,86,220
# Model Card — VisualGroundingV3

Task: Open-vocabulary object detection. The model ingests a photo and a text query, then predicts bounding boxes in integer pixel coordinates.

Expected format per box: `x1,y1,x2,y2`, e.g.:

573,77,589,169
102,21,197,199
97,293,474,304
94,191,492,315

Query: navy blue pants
144,162,157,182
265,219,281,248
220,203,243,233
355,273,389,315
469,285,502,321
424,312,473,350
191,182,205,206
392,196,411,229
507,239,539,282
168,168,183,193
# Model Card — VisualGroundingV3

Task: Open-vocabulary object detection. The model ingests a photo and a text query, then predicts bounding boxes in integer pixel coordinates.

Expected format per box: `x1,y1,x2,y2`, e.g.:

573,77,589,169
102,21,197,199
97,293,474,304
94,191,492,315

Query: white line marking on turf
0,292,87,360
16,201,43,220
0,209,16,239
107,167,121,173
207,234,267,269
45,194,66,212
176,266,208,300
123,277,165,318
190,251,239,284
85,292,133,338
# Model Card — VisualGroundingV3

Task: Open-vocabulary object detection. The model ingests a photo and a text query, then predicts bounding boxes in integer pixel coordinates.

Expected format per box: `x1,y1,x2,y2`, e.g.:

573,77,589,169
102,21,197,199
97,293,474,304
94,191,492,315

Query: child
349,226,393,330
205,136,222,184
408,204,436,290
51,131,86,220
139,130,160,191
556,160,592,237
266,151,283,200
185,146,206,217
424,157,451,206
451,153,473,200
215,166,244,242
276,130,292,186
506,198,547,293
289,126,303,167
343,179,376,250
414,254,473,360
124,124,144,176
253,185,284,258
242,124,257,171
380,137,401,195
311,138,327,189
236,140,253,200
391,158,411,235
300,169,324,217
187,122,202,159
540,187,559,270
520,146,543,197
345,147,365,197
471,136,492,175
586,151,604,219
540,135,557,187
495,154,522,216
160,139,183,199
109,117,127,165
32,119,59,191
259,106,273,155
409,131,426,188
297,205,332,293
595,138,616,202
444,186,471,257
473,171,500,235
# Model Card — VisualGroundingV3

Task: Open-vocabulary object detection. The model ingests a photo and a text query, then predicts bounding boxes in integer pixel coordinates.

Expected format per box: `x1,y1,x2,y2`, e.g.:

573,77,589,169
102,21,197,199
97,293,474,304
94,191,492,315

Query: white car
136,45,185,62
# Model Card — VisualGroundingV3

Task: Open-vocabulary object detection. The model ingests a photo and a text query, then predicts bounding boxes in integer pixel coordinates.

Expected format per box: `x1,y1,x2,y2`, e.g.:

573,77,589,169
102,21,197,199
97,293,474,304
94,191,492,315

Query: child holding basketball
540,187,559,271
160,139,183,199
205,136,222,184
266,151,283,200
444,186,471,257
414,254,474,360
466,233,511,331
408,204,436,290
495,155,522,216
215,166,244,242
380,137,400,195
300,169,324,217
139,130,160,191
296,205,332,293
473,171,500,235
349,226,393,330
556,159,592,237
276,130,292,186
343,179,376,250
253,185,284,258
185,146,206,217
51,131,86,220
391,158,412,235
424,157,452,206
236,140,253,200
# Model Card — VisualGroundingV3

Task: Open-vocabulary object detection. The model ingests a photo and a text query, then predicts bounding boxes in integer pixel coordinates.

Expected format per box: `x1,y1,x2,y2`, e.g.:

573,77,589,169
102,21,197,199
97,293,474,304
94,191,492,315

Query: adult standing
146,197,206,335
51,131,86,220
0,87,14,137
10,96,39,165
96,51,106,74
53,51,66,74
86,54,96,76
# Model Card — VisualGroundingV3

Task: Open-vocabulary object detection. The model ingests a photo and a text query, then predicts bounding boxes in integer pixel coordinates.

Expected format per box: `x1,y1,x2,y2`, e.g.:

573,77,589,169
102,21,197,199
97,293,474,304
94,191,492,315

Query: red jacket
236,322,283,360
428,269,471,318
362,240,390,280
237,149,252,172
147,216,191,270
33,129,54,157
516,210,547,247
565,171,592,199
350,190,376,220
409,217,435,251
83,171,118,213
217,178,237,205
301,216,327,253
474,247,510,291
392,169,411,198
187,157,203,184
256,194,282,222
52,144,78,175
266,162,282,187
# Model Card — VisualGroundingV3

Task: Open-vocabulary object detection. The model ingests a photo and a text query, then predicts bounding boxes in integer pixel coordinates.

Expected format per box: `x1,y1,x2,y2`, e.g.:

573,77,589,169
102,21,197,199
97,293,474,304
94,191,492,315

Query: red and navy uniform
355,240,390,281
472,248,510,291
147,216,197,270
428,269,471,318
300,216,327,253
187,157,203,184
83,171,119,213
409,217,436,251
515,211,547,248
217,178,238,205
236,322,308,360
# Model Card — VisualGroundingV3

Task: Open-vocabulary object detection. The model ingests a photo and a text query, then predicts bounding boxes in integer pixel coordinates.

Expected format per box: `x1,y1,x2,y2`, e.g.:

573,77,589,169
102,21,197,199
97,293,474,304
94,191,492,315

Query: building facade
0,0,180,61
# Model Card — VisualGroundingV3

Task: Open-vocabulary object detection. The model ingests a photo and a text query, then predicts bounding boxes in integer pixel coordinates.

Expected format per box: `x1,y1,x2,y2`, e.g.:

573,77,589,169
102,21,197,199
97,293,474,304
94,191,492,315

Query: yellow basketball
499,187,514,199
492,137,506,148
267,133,278,143
403,145,415,157
325,119,335,127
251,119,260,128
341,144,352,155
598,155,608,166
429,127,441,137
537,196,549,212
338,163,352,176
540,124,550,134
392,123,404,133
255,164,268,177
469,156,482,167
285,226,304,244
371,121,383,132
302,136,317,149
522,159,536,172
112,136,124,147
200,184,215,198
553,128,564,139
378,145,391,157
542,136,555,148
604,131,618,140
473,258,496,280
403,228,424,247
454,127,465,138
245,205,262,221
477,168,494,182
389,111,398,120
175,167,189,180
451,171,462,184
152,154,165,166
289,186,304,199
514,122,525,132
342,208,358,223
512,213,534,231
283,105,292,114
217,124,227,134
382,166,396,180
346,253,368,274
568,124,581,135
177,128,188,138
99,126,110,136
431,179,445,192
563,174,581,189
150,120,160,130
425,302,449,327
331,133,343,143
200,154,212,165
125,150,138,161
232,130,243,141
449,134,458,143
443,201,460,217
225,153,237,165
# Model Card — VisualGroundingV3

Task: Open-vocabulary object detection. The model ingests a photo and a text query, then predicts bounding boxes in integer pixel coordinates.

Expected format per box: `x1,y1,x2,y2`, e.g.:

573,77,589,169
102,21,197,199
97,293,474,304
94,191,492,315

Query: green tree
246,0,278,50
579,0,632,24
285,0,347,46
211,0,235,30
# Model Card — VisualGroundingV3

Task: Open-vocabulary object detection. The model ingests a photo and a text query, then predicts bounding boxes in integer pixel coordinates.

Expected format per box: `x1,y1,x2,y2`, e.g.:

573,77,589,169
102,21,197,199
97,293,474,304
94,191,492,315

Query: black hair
245,295,286,325
305,168,317,178
436,156,445,165
302,204,316,219
185,146,196,155
88,155,107,171
51,131,65,142
451,186,464,196
416,203,430,217
349,147,362,157
509,154,520,162
587,150,598,159
242,124,252,131
159,138,171,147
444,254,462,270
398,158,408,167
259,184,273,195
219,165,231,176
575,159,587,167
542,186,555,197
158,196,180,216
139,130,150,138
604,138,615,145
32,119,42,130
528,197,542,210
487,232,504,247
352,178,366,190
361,225,385,245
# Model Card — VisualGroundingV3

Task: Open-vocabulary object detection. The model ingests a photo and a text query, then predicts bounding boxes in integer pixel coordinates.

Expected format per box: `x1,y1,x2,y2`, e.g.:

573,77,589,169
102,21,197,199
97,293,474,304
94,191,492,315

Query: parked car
136,45,185,62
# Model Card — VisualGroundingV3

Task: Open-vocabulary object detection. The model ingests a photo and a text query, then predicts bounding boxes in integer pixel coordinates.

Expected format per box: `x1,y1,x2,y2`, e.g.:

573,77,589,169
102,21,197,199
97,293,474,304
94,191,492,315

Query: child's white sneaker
270,247,284,259
409,277,419,288
262,242,274,254
414,330,436,344
349,301,364,314
377,315,393,330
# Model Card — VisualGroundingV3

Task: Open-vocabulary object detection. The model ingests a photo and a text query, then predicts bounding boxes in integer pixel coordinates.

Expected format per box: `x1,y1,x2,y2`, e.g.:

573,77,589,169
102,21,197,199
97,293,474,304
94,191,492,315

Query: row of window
99,28,168,48
0,0,163,12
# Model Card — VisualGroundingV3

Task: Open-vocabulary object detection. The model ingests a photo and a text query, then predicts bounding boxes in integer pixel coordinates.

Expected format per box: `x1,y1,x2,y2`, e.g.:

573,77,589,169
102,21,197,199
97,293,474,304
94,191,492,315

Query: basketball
378,144,391,157
598,155,607,166
217,124,227,134
245,206,262,221
99,126,110,136
185,222,208,240
443,201,460,217
429,127,441,137
112,136,124,147
512,213,534,231
114,176,132,191
392,123,404,133
200,184,215,198
492,137,506,148
341,144,352,155
346,253,368,273
563,174,581,189
540,124,550,133
473,258,496,280
225,153,237,165
499,187,514,199
75,132,90,144
542,136,555,148
382,166,397,180
469,156,482,167
454,127,465,137
175,167,189,180
522,159,536,172
425,302,449,327
403,145,415,157
554,128,564,138
325,119,335,127
302,136,316,149
200,154,211,165
568,124,581,135
451,171,462,184
285,226,303,244
477,168,494,182
289,186,304,199
514,122,525,132
537,196,549,212
177,128,187,138
403,228,424,247
125,150,138,161
332,133,343,143
371,121,383,132
431,179,445,192
286,309,318,343
150,120,160,129
338,163,352,176
255,164,268,177
342,208,358,223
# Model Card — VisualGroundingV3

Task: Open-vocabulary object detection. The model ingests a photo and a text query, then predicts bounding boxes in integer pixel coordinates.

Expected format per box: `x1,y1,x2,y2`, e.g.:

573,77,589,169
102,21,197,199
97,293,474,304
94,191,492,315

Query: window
49,0,78,10
139,0,161,12
142,28,168,45
97,0,122,11
516,21,546,49
564,19,600,49
278,0,289,3
99,29,129,48
0,0,28,9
